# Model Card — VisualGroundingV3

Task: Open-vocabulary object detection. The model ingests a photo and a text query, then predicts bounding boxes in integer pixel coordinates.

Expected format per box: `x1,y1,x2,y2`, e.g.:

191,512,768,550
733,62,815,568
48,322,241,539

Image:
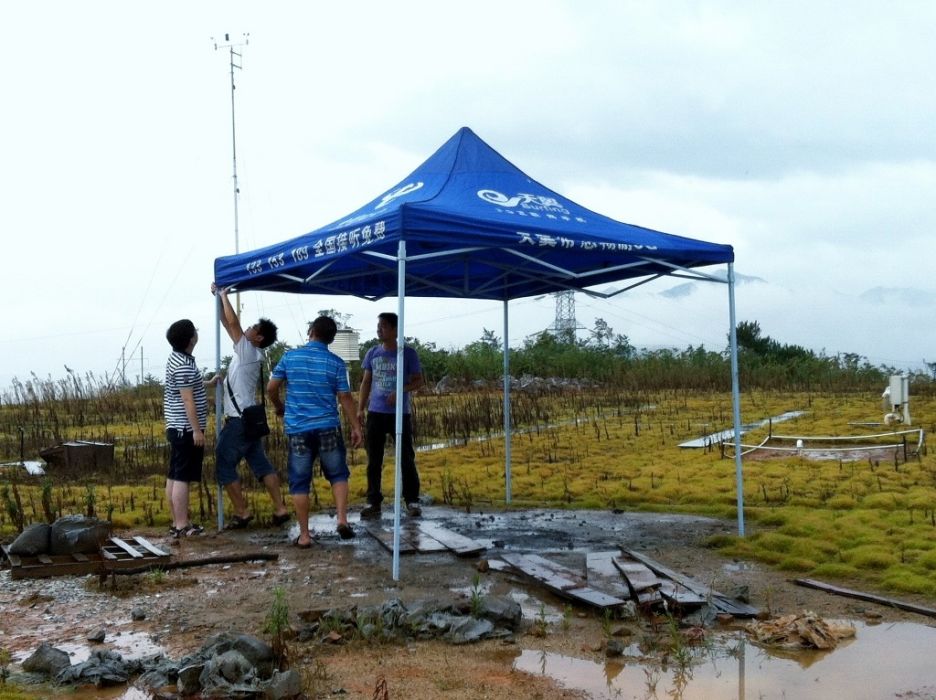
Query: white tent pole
727,263,745,536
215,294,225,532
392,240,406,580
503,299,512,504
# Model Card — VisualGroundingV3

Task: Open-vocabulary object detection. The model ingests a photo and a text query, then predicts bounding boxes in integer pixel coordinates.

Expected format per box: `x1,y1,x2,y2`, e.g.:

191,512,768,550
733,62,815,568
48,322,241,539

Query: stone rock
131,607,147,621
8,523,51,556
87,629,106,643
177,663,205,695
57,649,134,686
214,649,254,683
21,642,71,677
606,639,626,657
264,669,303,699
49,515,112,555
232,634,275,679
446,616,494,644
479,597,522,630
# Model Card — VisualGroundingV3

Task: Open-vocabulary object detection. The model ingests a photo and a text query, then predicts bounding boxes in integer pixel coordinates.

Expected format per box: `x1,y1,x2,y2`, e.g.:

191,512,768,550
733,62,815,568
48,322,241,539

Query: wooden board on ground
610,555,664,606
622,548,758,617
363,525,418,554
1,537,170,580
500,552,627,610
585,551,634,600
415,521,486,557
794,578,936,618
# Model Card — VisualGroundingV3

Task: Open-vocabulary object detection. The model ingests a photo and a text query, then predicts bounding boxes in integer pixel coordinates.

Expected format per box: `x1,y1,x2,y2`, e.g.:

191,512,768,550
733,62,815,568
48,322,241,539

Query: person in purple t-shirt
357,312,424,518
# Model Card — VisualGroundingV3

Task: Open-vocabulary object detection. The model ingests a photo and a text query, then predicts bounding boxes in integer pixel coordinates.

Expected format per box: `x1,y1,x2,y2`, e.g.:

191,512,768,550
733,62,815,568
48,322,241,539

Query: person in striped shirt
164,319,209,538
267,316,363,548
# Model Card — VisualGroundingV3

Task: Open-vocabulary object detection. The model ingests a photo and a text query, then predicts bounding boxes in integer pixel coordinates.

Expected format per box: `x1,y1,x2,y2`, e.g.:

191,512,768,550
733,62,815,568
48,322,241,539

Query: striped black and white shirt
164,351,207,431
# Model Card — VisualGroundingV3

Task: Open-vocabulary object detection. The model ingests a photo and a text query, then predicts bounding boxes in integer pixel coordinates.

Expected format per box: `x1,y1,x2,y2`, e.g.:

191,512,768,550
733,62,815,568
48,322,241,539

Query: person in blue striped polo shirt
267,315,363,548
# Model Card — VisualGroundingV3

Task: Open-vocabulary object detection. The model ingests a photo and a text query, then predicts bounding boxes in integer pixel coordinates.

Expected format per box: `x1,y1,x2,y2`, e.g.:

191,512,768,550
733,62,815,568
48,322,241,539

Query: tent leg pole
728,263,745,537
392,241,406,581
503,299,511,505
215,293,225,532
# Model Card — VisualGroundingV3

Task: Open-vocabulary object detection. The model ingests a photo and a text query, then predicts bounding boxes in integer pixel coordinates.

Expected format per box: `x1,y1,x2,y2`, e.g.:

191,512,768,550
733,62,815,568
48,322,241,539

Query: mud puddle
513,620,936,699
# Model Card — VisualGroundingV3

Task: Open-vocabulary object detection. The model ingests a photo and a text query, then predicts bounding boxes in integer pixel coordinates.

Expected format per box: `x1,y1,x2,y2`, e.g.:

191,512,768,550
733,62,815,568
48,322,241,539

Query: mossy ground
3,388,935,596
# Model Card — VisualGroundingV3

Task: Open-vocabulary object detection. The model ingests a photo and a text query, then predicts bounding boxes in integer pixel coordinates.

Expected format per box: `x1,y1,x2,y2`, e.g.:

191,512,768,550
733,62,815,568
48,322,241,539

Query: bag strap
226,352,267,416
225,377,244,416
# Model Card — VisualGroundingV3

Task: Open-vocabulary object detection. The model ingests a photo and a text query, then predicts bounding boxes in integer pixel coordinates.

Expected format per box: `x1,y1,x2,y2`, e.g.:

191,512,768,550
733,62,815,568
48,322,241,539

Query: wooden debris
747,611,855,649
622,549,758,617
415,521,486,557
363,521,485,557
110,552,278,576
2,536,171,580
794,578,936,618
585,551,634,600
500,552,627,610
611,556,664,606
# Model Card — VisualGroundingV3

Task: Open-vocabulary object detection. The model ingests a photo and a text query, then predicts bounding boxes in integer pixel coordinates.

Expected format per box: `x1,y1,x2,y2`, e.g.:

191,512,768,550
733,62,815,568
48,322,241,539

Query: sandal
271,512,290,527
173,523,204,538
336,523,355,540
293,536,313,549
225,514,253,530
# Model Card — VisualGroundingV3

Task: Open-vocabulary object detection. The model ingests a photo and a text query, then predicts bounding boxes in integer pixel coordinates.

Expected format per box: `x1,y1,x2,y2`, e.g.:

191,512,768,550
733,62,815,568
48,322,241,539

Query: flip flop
336,523,355,540
293,536,313,549
225,514,254,530
271,512,290,527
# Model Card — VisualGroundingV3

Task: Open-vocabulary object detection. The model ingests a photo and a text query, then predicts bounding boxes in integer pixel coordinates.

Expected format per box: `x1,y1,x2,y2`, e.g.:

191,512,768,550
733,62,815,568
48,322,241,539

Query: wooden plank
622,549,758,617
37,555,53,564
501,553,582,590
612,559,662,593
72,553,90,562
400,524,449,553
500,553,627,609
100,549,118,560
794,578,936,618
109,537,144,558
611,556,663,606
656,579,707,607
133,536,169,557
415,521,485,557
586,551,633,600
364,525,417,554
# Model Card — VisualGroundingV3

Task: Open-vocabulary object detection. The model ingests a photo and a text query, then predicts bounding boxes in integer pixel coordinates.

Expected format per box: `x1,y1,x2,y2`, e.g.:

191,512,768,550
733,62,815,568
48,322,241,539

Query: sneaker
359,503,382,520
406,502,422,518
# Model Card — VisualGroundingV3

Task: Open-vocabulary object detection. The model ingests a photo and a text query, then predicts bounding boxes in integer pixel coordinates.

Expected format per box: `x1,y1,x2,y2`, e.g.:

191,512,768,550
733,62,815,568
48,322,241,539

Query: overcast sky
1,1,934,391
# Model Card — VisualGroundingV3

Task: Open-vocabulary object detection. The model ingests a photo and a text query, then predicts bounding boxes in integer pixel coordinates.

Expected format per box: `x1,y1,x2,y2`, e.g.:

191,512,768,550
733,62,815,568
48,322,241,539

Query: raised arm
212,283,243,344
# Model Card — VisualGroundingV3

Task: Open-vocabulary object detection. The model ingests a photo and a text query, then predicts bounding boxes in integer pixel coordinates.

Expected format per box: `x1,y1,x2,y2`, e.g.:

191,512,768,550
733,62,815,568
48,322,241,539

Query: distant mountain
658,272,766,299
859,287,935,307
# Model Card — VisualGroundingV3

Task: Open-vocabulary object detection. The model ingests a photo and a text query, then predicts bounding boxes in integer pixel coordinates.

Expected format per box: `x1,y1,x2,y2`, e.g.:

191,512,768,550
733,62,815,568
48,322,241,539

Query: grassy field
2,383,935,596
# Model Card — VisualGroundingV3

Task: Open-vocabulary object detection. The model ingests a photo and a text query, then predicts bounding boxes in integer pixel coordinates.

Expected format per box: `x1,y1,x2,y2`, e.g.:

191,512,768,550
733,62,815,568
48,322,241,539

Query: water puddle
513,620,936,698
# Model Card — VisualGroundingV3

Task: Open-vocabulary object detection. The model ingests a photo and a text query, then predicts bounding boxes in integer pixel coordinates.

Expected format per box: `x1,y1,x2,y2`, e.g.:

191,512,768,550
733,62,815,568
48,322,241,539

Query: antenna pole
213,32,249,314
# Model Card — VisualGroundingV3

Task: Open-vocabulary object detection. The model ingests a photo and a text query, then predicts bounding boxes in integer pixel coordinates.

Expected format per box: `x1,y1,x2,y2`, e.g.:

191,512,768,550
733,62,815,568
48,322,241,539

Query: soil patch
2,507,932,698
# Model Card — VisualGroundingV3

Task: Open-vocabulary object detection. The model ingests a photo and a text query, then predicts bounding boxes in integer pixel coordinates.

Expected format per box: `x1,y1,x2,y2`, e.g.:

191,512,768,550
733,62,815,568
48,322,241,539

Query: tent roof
213,127,734,301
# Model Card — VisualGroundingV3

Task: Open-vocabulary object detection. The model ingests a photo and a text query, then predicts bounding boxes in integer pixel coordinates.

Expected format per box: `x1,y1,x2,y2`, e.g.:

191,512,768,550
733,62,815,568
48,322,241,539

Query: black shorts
166,428,204,482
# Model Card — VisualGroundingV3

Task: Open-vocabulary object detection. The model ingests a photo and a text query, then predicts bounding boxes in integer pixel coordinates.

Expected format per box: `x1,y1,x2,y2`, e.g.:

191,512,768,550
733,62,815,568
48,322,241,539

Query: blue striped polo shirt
271,340,349,435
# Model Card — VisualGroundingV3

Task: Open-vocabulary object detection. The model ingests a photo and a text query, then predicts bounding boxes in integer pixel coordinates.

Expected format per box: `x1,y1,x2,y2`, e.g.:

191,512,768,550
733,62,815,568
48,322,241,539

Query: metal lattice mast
551,290,581,340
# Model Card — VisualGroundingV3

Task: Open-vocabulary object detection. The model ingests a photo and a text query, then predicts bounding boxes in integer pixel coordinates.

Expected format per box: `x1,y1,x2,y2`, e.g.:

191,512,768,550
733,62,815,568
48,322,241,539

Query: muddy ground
2,506,933,699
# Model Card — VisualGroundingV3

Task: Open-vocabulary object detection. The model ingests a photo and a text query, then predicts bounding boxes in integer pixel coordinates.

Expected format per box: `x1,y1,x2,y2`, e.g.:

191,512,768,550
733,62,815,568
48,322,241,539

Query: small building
39,441,114,473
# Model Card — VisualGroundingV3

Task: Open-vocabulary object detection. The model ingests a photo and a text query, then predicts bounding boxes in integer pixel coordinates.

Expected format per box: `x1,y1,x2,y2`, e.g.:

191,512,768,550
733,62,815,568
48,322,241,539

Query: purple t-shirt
362,345,421,414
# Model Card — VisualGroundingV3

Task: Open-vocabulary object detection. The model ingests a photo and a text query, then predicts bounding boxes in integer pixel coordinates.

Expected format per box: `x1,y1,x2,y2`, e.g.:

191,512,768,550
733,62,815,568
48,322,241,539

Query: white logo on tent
376,182,424,209
477,189,570,215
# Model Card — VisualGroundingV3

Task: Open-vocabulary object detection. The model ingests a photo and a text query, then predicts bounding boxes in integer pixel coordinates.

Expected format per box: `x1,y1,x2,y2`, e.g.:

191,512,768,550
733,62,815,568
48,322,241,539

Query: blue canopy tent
214,127,745,579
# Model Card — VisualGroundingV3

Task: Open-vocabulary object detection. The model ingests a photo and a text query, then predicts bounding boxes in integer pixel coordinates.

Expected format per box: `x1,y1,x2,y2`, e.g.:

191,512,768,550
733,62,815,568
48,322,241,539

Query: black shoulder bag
226,362,270,440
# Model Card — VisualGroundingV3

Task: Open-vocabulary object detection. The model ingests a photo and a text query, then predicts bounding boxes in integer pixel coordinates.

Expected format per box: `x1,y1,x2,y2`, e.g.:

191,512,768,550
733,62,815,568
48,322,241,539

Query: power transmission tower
550,290,583,341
